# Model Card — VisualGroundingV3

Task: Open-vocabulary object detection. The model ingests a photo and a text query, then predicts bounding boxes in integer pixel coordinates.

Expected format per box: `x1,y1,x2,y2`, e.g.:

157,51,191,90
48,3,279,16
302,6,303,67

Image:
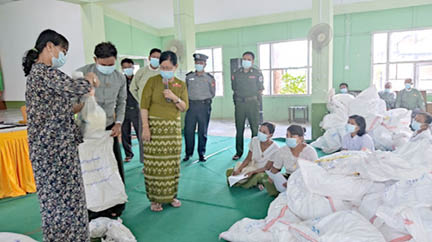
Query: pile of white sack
220,137,432,242
78,96,128,212
311,86,413,153
90,217,137,242
0,233,37,242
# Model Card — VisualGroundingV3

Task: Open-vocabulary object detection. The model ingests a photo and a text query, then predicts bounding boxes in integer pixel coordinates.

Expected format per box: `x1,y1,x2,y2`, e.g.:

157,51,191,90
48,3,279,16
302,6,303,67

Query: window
196,47,223,96
372,29,432,92
259,40,311,95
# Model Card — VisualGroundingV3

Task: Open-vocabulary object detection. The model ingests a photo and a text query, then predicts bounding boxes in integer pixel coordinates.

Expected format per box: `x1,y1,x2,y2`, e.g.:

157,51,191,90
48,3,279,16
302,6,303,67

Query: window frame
258,38,312,96
196,46,224,97
371,27,432,92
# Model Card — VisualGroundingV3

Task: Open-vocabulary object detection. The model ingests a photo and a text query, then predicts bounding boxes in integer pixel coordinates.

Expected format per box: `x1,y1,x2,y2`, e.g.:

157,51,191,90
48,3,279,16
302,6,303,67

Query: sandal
150,202,163,212
124,157,132,162
170,198,182,208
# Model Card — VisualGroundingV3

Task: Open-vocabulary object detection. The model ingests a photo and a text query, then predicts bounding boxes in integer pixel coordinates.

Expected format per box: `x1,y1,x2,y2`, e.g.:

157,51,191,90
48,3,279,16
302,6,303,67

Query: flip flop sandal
150,203,163,212
170,199,181,208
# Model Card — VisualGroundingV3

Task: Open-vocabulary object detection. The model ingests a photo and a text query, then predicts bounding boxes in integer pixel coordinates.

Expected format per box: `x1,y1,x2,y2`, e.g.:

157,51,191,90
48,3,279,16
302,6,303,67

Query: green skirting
143,116,182,203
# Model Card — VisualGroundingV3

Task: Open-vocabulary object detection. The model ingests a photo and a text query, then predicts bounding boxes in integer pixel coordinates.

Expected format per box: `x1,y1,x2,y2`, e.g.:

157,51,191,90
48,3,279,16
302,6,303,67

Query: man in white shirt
129,48,161,104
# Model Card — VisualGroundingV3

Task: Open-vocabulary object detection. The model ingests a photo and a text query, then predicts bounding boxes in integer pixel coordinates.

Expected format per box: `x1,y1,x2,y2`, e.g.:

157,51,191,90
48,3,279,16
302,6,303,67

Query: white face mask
257,131,268,142
96,64,116,75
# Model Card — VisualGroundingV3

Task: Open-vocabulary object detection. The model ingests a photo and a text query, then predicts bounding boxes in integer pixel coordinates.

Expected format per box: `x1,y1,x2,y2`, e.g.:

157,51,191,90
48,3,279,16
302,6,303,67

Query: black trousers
121,107,143,163
184,101,211,157
88,123,125,220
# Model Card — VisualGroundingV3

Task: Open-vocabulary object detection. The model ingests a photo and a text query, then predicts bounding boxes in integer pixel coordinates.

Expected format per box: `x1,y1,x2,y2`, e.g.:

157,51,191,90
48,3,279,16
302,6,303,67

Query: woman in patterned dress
141,51,189,212
23,29,98,241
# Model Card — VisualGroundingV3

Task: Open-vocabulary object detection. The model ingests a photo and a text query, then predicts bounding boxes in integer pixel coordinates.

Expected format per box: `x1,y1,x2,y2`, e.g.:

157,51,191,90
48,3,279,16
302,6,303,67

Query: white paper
228,174,249,187
265,170,288,192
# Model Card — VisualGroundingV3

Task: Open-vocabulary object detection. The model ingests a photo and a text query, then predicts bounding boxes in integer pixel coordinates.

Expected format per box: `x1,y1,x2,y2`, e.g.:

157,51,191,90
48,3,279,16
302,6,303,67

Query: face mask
160,70,174,79
411,120,421,131
123,68,134,76
285,138,298,148
150,58,159,68
346,123,357,133
195,64,204,72
340,88,348,94
257,131,268,142
242,60,252,69
97,64,116,75
384,88,391,93
51,51,66,69
405,84,412,90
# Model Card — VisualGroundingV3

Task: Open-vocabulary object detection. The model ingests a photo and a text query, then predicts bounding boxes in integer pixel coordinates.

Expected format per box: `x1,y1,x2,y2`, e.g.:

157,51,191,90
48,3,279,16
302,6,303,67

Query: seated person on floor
263,125,318,196
410,111,432,142
226,122,279,189
342,115,375,151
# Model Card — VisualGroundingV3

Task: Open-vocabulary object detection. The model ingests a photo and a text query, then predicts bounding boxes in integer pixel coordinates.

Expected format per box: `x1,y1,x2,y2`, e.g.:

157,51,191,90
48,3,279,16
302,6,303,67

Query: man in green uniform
396,78,425,114
231,51,264,160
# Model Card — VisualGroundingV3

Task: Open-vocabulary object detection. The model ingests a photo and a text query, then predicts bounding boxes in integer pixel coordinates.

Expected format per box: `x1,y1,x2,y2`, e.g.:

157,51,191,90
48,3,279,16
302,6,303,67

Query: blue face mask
257,131,268,142
384,88,391,93
285,138,298,148
97,64,116,75
195,64,204,72
340,88,348,94
405,84,412,90
150,58,159,68
51,51,66,69
346,123,357,133
123,68,134,76
160,70,174,79
242,60,252,69
411,120,421,131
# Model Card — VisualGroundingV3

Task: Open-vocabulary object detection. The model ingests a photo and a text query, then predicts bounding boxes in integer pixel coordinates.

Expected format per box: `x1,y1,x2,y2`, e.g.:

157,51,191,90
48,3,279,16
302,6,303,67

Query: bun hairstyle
261,122,276,135
417,112,432,124
349,115,367,136
287,124,306,137
159,51,178,66
22,29,69,76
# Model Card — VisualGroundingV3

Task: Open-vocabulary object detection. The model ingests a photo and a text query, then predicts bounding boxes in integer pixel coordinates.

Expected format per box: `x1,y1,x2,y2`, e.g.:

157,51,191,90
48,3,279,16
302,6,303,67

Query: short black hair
242,51,255,60
287,125,306,137
94,42,117,59
417,112,432,124
159,51,177,66
121,58,134,65
149,48,162,56
340,83,349,88
261,122,276,135
349,115,367,136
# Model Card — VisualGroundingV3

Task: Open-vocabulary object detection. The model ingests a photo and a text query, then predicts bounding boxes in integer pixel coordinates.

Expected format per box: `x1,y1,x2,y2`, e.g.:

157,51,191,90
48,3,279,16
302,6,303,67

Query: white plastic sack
311,126,346,153
90,217,137,242
0,233,37,242
105,219,137,242
286,170,348,220
289,211,386,242
79,132,128,212
78,95,106,138
298,159,373,202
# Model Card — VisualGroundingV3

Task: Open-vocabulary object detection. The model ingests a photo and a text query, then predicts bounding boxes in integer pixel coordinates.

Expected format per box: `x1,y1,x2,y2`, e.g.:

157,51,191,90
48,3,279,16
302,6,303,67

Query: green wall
105,5,432,121
192,4,432,121
104,16,162,57
333,5,432,91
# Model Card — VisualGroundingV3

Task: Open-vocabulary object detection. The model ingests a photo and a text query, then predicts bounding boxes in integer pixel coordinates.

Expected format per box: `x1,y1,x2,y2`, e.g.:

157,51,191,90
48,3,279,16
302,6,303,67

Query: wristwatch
175,98,181,104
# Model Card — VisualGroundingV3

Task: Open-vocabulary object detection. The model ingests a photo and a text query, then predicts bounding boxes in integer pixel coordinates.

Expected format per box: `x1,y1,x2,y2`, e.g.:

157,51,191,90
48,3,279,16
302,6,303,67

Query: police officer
232,51,264,160
183,53,216,162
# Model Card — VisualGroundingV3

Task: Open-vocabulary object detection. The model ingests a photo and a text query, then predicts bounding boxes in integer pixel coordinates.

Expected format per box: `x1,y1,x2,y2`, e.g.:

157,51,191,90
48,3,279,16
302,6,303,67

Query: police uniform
183,54,216,161
231,66,264,158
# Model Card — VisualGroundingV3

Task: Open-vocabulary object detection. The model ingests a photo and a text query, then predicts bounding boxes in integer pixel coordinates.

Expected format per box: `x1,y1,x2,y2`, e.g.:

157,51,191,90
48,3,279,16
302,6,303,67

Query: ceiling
107,0,374,29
